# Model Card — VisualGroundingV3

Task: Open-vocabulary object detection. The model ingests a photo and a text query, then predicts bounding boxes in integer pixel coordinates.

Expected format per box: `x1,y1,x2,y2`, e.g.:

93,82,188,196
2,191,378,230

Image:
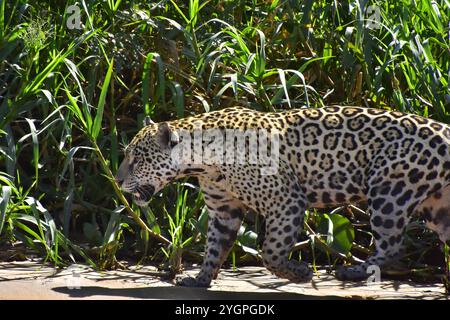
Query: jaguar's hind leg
336,180,415,281
416,184,450,290
416,184,450,245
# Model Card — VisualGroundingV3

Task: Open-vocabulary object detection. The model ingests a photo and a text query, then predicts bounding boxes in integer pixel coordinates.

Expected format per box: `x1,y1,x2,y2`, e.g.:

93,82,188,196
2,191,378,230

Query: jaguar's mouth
132,185,155,206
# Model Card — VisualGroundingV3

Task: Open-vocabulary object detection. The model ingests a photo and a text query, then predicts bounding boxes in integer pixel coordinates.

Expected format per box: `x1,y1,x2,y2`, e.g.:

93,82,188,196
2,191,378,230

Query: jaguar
116,106,450,287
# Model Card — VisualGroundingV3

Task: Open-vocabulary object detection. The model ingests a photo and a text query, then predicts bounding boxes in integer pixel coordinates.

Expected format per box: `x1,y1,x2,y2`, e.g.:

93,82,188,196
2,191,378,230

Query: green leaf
238,229,258,248
63,189,74,237
91,58,114,140
254,28,266,79
23,118,39,184
277,69,291,108
102,206,125,246
195,206,209,237
142,207,161,234
59,146,95,185
170,81,185,118
170,0,189,24
0,186,11,236
317,213,355,255
142,52,155,115
65,88,88,129
269,0,280,11
83,222,103,246
141,52,165,113
25,198,47,248
0,0,4,41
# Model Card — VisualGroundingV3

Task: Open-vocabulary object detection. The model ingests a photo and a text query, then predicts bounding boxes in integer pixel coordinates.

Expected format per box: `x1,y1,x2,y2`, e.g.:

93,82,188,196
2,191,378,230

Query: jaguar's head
116,120,180,206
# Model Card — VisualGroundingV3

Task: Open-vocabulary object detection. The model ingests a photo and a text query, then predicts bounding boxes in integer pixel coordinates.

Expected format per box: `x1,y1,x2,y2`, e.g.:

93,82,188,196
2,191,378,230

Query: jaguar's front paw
335,265,369,281
175,276,211,287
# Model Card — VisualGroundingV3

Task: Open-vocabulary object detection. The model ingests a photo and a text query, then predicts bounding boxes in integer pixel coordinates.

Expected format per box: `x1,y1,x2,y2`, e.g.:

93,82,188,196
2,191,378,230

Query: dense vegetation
0,0,449,282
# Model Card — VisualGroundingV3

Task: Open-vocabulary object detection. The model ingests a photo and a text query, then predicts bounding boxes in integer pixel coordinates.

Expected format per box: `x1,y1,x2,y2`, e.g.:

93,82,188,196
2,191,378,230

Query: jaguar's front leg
176,178,244,287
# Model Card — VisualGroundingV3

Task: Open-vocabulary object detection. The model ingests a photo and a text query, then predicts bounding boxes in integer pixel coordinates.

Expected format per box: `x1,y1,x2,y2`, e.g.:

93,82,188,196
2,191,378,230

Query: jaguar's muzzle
132,185,155,206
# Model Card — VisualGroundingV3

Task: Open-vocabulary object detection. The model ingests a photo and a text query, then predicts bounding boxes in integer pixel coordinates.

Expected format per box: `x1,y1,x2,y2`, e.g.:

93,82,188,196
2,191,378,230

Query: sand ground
0,261,447,300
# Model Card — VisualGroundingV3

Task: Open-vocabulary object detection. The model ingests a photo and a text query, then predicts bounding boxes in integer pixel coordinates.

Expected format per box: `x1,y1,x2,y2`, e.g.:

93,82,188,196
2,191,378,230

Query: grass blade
277,69,291,108
23,118,40,185
91,58,114,140
170,81,185,118
0,186,11,236
142,52,155,115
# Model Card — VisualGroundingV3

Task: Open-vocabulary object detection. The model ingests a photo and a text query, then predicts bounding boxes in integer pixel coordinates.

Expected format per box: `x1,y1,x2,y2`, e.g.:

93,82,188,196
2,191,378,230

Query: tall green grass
0,0,448,277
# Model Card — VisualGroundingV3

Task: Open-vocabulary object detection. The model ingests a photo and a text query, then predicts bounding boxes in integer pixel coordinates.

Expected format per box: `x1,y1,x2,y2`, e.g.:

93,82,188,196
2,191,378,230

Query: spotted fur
116,106,450,286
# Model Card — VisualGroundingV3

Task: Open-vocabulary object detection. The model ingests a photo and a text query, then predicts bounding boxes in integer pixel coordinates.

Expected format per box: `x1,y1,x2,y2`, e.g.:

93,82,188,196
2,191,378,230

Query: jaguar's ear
143,116,155,127
156,122,179,149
